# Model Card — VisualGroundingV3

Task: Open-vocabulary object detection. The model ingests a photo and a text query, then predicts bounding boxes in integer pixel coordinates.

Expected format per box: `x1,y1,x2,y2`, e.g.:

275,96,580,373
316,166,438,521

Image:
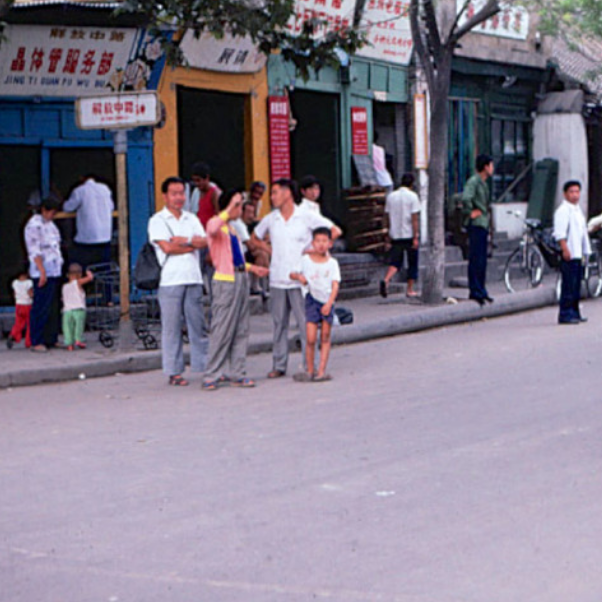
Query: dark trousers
468,225,489,300
559,259,583,322
389,239,419,280
30,277,61,347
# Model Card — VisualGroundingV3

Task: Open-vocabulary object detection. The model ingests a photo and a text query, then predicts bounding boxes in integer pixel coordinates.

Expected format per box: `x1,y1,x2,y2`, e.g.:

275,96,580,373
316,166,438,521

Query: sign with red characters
76,92,161,129
268,96,292,181
351,107,369,155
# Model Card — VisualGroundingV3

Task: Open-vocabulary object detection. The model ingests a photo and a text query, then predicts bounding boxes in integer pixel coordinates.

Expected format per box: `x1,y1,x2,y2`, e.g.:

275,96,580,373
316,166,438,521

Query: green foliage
118,0,366,79
536,0,602,38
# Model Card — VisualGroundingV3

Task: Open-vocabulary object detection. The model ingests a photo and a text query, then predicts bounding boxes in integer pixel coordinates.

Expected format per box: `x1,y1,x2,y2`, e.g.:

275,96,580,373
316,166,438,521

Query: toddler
7,269,33,349
62,263,93,351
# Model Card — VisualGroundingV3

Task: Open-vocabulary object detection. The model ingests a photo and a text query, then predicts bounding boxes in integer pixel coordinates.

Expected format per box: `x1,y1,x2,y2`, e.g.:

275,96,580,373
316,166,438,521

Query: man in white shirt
372,133,393,192
148,177,208,386
380,173,421,298
554,180,591,324
63,175,114,269
299,175,323,215
252,179,341,378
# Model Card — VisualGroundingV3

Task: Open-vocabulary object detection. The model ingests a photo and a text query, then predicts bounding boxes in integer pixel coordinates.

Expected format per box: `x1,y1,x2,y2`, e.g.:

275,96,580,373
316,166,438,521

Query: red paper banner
351,107,369,155
268,96,291,181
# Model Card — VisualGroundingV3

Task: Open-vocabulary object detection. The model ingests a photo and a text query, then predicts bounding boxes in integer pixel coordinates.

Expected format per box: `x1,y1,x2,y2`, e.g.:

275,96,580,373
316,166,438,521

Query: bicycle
503,217,546,293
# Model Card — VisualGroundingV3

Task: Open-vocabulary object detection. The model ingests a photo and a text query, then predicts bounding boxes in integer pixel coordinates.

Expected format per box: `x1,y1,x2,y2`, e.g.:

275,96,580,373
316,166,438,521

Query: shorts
388,238,419,280
305,293,334,325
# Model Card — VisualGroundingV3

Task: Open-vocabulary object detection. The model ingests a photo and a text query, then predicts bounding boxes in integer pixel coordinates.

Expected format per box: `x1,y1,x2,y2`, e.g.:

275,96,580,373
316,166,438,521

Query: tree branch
410,0,435,91
450,0,500,44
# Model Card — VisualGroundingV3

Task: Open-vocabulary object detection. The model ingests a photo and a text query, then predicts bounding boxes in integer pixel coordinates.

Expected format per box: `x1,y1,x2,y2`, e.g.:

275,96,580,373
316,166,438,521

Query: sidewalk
0,281,558,389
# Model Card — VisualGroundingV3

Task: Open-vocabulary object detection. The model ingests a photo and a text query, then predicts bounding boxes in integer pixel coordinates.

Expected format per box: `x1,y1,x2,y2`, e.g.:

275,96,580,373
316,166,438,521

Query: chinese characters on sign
0,25,137,97
456,0,529,40
358,0,413,66
286,0,356,36
269,96,291,181
76,92,160,129
179,31,267,74
351,107,369,155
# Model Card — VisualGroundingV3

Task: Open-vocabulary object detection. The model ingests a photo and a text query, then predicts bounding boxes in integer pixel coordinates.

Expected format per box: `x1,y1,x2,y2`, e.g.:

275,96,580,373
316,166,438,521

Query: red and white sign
269,96,291,181
358,0,413,66
75,92,161,130
286,0,356,36
0,25,137,97
351,107,369,155
457,0,529,40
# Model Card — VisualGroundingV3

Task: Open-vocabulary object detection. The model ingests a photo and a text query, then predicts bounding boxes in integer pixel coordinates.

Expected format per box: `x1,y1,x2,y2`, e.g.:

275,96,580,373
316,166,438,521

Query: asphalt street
2,301,602,602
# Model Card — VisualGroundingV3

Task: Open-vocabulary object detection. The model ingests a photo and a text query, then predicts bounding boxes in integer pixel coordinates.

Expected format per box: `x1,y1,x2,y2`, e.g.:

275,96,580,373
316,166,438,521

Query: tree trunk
421,63,452,304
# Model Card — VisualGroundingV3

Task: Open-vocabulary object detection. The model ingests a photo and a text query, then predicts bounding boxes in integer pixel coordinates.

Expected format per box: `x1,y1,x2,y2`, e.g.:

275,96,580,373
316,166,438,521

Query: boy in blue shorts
290,227,341,382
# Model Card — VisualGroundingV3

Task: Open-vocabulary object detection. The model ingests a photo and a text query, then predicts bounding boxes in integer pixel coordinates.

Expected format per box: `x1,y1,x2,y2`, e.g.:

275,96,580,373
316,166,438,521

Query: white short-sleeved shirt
254,206,333,289
299,198,321,214
12,279,33,305
231,218,251,252
62,280,86,312
554,200,591,260
385,187,421,240
299,255,341,304
148,208,206,287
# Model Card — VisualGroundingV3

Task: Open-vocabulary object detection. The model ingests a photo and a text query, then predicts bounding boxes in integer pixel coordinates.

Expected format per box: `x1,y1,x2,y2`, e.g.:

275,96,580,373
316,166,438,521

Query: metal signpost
75,91,161,350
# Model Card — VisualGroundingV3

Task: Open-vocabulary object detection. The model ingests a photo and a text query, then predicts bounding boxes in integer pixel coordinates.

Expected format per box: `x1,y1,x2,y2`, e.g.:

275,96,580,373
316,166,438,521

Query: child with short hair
62,263,93,351
6,268,33,349
290,227,341,382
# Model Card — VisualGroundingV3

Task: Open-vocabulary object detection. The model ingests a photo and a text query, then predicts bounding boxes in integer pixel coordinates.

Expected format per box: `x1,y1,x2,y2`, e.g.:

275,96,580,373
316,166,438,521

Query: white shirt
385,187,421,240
372,144,393,187
254,205,333,289
63,178,114,244
299,255,341,304
299,198,321,214
148,208,206,287
62,280,86,312
12,279,33,305
554,200,591,260
24,214,64,278
231,218,251,252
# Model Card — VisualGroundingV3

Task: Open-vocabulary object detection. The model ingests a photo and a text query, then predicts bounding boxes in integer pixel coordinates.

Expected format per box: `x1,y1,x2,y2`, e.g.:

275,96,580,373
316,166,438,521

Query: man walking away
554,180,591,324
380,173,421,299
149,177,208,386
463,154,495,306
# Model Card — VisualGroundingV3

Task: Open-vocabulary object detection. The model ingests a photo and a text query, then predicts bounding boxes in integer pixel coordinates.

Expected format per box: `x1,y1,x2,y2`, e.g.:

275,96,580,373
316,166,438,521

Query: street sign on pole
75,91,161,350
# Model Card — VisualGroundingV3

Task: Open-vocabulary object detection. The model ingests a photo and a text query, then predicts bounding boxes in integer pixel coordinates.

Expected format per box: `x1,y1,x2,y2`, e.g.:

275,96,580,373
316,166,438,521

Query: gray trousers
158,284,208,376
271,287,306,373
204,273,250,382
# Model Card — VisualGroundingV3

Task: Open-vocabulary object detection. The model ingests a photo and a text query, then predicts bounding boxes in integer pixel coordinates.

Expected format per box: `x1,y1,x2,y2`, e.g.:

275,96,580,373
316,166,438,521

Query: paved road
2,301,602,602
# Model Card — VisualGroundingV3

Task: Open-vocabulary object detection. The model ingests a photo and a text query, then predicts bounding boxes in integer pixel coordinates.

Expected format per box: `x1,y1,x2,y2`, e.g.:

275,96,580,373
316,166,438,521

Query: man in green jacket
462,154,495,306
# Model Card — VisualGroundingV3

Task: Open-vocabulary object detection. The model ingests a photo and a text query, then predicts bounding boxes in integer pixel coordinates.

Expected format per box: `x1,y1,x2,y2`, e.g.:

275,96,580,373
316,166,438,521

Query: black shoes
379,280,388,299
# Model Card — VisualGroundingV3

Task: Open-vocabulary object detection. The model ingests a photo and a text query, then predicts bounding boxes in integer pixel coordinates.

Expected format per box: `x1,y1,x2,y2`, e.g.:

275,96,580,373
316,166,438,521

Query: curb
0,287,557,389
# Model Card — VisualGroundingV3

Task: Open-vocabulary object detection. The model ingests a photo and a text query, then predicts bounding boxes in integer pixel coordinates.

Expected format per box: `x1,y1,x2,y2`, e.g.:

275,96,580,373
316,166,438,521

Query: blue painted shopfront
0,97,154,306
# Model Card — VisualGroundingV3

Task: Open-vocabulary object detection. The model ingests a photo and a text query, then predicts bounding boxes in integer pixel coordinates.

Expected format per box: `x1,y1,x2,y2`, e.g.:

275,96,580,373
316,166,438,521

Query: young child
7,268,33,349
62,263,93,351
290,227,341,382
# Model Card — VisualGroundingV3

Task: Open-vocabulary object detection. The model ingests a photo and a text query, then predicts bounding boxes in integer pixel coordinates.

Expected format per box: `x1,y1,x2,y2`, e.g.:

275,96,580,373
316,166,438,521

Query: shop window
491,118,530,202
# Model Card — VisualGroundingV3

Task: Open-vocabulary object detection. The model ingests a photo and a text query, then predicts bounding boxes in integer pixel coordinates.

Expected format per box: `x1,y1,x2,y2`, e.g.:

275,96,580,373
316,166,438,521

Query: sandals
169,374,189,387
379,280,388,299
314,374,333,382
293,372,314,383
230,377,256,388
267,369,286,379
406,291,420,298
202,380,219,391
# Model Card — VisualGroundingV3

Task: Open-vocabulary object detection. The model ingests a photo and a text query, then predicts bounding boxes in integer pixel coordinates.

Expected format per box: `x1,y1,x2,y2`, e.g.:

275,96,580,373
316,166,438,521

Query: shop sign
179,31,267,74
269,96,291,180
75,92,161,129
357,0,413,66
456,0,529,40
287,0,356,35
351,107,369,155
0,25,137,97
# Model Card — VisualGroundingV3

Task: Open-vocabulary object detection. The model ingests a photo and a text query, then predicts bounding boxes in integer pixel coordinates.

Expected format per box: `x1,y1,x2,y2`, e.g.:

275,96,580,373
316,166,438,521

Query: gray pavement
2,301,602,601
0,281,559,388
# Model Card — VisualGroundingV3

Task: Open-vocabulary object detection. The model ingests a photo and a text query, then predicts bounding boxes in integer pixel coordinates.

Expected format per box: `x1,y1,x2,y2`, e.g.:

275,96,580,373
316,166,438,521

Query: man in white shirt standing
554,180,591,325
380,173,421,299
372,133,393,193
252,179,341,379
63,174,114,269
299,175,323,215
149,177,208,386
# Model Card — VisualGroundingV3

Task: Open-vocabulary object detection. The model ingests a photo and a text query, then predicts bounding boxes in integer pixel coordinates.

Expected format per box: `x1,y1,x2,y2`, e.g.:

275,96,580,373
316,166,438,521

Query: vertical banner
268,96,291,181
351,107,369,155
414,93,429,169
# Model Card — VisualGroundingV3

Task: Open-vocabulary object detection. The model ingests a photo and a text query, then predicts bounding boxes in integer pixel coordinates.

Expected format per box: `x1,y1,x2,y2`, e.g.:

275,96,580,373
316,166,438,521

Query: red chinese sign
0,25,137,97
286,0,356,35
351,107,369,155
269,96,291,181
76,92,161,130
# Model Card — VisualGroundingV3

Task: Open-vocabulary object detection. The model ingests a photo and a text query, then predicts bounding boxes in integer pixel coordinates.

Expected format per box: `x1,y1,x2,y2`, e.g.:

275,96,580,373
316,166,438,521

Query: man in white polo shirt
252,178,341,378
149,177,208,386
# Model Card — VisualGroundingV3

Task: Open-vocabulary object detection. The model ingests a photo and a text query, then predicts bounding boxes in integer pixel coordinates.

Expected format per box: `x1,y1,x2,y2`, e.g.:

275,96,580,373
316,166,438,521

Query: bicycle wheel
504,246,545,293
587,253,602,298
